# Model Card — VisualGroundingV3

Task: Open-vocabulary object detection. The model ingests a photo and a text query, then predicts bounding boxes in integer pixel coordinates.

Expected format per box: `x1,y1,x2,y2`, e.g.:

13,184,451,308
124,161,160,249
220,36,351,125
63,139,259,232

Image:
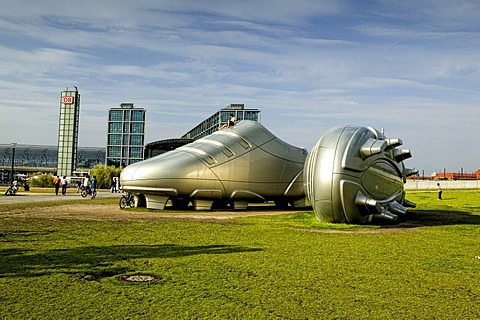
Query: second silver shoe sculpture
304,125,417,223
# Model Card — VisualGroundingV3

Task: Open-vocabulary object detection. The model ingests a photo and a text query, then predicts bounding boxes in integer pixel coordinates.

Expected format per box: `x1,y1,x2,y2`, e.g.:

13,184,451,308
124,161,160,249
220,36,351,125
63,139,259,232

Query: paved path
0,190,121,205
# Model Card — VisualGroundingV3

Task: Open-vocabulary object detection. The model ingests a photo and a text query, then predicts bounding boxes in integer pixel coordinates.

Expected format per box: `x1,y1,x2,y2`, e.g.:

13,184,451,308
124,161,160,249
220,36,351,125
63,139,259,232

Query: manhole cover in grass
117,274,162,283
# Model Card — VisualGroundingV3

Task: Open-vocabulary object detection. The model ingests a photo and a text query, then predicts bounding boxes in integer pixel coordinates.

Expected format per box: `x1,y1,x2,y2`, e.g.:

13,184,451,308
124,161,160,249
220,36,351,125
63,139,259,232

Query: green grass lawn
1,190,480,319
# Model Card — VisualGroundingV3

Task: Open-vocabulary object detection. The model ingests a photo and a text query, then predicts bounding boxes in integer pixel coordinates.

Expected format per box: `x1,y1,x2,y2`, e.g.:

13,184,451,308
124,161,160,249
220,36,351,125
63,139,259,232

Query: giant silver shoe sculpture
120,120,307,210
304,125,417,224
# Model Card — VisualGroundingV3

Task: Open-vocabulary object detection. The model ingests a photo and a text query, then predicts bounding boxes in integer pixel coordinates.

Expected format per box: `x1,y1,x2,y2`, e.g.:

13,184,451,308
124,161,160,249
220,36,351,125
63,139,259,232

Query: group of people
55,174,97,199
53,175,68,196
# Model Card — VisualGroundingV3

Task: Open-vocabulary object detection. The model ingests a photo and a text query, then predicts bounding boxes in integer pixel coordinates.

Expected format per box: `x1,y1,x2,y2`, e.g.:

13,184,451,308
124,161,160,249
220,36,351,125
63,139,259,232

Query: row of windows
58,158,75,167
108,122,145,134
108,134,144,146
59,126,78,136
219,110,259,123
60,107,76,115
58,149,74,156
58,142,75,149
107,146,143,158
109,110,145,122
59,114,77,121
59,123,76,130
58,132,75,138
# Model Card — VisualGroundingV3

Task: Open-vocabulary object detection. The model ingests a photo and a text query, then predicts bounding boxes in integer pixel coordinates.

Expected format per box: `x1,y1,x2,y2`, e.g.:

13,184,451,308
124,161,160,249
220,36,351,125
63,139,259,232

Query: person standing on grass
437,182,442,200
53,175,61,195
111,177,117,193
116,177,120,193
90,175,97,199
61,176,68,196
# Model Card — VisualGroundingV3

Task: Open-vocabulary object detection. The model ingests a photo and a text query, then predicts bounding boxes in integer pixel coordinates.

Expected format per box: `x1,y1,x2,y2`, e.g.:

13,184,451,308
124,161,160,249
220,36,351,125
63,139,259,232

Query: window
245,111,258,121
130,147,143,158
109,110,123,121
107,158,121,167
109,122,122,133
107,146,121,157
220,111,230,123
130,135,143,146
108,134,122,145
131,123,144,133
132,110,144,121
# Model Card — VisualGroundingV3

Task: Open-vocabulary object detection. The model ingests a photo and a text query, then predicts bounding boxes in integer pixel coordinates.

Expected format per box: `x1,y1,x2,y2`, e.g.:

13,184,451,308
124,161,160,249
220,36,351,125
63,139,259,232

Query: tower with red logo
57,87,80,177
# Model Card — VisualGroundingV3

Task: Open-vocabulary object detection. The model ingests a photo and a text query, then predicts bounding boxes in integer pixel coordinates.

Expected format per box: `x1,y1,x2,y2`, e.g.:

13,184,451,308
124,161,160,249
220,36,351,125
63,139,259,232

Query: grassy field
1,190,480,319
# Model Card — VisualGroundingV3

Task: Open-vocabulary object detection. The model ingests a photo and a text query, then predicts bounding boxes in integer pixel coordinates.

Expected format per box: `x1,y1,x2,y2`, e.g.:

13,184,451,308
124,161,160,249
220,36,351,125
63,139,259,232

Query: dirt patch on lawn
1,203,426,233
2,203,301,222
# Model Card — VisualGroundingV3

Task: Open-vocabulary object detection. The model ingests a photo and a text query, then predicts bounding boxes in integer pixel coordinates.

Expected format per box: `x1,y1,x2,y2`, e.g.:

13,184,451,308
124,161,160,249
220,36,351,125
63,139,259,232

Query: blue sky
1,0,479,175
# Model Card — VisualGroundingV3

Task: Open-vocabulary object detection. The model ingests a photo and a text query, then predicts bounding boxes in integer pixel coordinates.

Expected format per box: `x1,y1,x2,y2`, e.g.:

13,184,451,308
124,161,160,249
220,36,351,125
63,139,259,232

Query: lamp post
10,143,17,184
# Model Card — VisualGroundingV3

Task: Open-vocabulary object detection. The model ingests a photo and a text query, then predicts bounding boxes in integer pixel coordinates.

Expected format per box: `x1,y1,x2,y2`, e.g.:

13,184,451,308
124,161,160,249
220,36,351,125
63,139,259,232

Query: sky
1,0,479,175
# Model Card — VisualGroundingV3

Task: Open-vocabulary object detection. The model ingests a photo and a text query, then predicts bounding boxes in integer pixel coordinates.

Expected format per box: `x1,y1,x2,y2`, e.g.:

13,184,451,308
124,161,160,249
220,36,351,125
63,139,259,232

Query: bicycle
81,186,96,198
119,192,135,209
4,182,19,196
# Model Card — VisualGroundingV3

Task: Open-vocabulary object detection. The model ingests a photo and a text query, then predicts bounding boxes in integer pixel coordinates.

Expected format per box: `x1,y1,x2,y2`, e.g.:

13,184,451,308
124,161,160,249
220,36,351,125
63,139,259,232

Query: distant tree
90,165,123,189
31,173,54,188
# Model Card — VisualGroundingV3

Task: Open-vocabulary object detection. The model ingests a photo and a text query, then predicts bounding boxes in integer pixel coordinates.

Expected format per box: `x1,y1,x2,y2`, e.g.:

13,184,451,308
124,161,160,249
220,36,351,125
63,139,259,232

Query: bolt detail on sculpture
120,120,307,211
304,125,417,224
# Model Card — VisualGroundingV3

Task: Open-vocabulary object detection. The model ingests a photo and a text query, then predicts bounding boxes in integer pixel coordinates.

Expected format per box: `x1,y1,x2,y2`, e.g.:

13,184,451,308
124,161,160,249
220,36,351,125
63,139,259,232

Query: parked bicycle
4,181,19,196
119,192,135,209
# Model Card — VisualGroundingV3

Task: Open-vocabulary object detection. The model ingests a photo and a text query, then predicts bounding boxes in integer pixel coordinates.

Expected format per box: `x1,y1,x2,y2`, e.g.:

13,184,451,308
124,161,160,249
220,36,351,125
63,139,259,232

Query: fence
405,180,480,190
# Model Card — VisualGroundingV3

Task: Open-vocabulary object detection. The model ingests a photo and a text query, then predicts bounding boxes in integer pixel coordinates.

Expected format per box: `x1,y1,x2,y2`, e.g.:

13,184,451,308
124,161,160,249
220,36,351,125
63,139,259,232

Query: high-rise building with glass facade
181,104,261,140
57,88,80,177
106,103,146,167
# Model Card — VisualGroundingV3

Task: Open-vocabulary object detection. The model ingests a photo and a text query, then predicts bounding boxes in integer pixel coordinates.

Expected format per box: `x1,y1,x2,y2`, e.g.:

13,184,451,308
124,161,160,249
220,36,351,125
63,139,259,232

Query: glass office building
106,103,146,167
57,88,81,177
181,104,261,140
0,144,105,182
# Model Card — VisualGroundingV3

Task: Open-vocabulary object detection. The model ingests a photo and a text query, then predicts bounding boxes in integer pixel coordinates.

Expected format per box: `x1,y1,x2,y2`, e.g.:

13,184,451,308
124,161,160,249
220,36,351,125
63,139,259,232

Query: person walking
437,183,442,200
90,175,97,199
116,177,120,193
53,175,61,195
111,177,117,193
61,176,68,195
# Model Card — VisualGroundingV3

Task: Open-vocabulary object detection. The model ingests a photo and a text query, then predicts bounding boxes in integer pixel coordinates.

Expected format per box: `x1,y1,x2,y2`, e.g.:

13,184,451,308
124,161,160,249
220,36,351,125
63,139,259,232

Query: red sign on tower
62,96,75,104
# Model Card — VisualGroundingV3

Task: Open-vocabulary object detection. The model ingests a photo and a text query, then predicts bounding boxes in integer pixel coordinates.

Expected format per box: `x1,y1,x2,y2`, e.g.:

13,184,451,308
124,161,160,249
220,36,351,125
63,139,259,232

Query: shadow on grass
387,209,480,228
0,230,56,241
0,244,262,279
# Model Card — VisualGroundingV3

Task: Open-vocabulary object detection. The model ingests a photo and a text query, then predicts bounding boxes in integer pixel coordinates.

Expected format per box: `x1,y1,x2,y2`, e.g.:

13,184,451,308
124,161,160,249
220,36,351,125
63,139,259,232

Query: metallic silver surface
304,125,417,224
120,120,307,210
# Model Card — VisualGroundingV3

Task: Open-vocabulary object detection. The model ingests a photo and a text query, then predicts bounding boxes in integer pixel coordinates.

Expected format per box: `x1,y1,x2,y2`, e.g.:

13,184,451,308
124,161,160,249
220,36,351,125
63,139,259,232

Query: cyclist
83,175,91,194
